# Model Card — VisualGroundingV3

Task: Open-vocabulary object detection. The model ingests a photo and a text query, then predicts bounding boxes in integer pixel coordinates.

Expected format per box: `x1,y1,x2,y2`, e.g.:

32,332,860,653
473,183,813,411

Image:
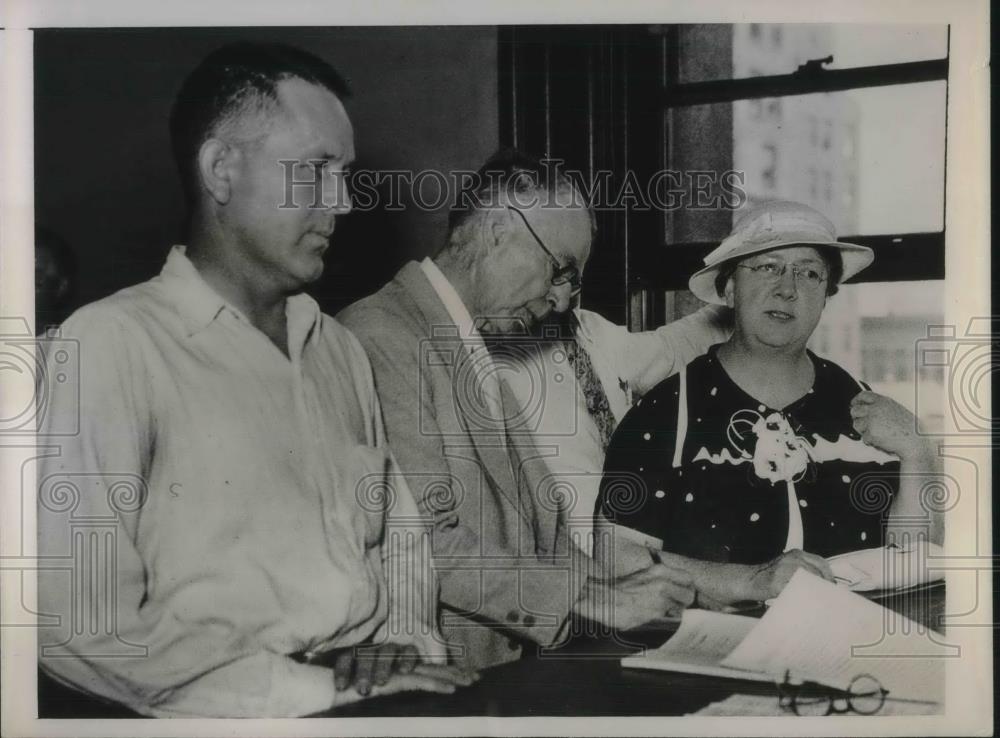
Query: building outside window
668,23,947,431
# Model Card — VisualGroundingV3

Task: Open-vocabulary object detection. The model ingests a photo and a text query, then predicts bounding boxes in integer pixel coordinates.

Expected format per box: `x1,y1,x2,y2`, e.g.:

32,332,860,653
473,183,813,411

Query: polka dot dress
596,346,900,564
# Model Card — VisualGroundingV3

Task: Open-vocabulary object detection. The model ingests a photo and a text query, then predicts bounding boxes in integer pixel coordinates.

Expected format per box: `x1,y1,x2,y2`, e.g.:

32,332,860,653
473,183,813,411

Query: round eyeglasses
778,672,888,716
737,260,828,289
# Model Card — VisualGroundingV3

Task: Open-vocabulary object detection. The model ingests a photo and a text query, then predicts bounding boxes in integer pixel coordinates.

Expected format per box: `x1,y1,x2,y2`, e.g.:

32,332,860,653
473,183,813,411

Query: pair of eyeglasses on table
776,671,889,716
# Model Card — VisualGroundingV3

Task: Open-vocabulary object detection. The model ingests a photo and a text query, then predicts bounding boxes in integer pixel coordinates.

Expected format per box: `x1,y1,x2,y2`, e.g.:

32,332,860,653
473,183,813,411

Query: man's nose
326,172,352,214
547,282,576,314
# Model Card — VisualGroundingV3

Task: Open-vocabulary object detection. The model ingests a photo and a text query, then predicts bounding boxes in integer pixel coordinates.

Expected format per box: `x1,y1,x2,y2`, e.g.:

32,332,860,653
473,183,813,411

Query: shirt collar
159,245,322,347
570,307,591,341
419,257,481,341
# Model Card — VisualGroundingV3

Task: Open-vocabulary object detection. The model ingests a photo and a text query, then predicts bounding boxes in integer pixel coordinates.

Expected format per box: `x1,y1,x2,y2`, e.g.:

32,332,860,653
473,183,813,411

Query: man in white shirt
339,149,703,670
36,41,471,718
499,303,729,550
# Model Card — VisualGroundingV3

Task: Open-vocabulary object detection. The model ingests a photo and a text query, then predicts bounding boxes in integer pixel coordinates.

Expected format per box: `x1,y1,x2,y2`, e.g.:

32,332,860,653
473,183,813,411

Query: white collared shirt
419,257,505,424
37,246,440,717
503,305,730,547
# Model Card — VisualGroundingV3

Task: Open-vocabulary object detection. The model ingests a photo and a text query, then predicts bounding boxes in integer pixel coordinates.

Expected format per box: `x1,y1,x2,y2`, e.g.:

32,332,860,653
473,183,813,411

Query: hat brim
687,239,874,305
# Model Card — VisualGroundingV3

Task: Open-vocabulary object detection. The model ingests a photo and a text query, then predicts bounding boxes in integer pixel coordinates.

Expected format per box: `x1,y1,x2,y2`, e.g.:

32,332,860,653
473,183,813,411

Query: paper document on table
722,569,944,703
624,569,944,705
827,540,944,592
621,609,767,681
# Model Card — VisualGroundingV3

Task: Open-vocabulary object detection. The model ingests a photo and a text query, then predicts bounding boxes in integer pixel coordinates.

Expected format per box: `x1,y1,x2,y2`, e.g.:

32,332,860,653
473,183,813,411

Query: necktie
565,336,617,453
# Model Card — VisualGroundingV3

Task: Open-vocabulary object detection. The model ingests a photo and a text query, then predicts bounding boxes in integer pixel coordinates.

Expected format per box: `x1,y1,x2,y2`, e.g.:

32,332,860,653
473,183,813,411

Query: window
761,144,778,189
682,24,947,83
730,83,946,234
894,349,911,382
657,23,947,408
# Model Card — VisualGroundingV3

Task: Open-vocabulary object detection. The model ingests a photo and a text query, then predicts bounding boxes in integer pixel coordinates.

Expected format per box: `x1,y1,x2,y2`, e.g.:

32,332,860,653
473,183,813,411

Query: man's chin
297,257,326,284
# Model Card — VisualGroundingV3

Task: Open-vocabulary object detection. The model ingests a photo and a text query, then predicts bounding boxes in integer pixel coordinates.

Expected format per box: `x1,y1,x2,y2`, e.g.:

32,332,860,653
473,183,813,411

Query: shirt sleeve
35,306,344,717
579,305,730,399
348,330,448,663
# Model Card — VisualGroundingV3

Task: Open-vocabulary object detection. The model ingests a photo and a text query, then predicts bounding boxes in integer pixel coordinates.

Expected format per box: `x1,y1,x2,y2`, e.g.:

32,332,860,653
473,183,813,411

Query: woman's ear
724,277,736,309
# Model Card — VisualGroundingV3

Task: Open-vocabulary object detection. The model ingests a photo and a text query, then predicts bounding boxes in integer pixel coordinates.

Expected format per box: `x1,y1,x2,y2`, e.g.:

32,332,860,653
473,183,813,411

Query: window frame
652,25,949,292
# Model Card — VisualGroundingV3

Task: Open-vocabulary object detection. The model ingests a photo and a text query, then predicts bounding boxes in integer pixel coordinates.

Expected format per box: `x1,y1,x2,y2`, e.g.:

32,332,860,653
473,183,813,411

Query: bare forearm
653,550,755,605
887,437,944,545
593,527,752,606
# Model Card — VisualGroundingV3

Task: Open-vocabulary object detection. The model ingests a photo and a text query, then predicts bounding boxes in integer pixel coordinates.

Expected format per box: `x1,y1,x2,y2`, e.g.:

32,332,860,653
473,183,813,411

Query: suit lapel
394,264,521,506
499,380,564,556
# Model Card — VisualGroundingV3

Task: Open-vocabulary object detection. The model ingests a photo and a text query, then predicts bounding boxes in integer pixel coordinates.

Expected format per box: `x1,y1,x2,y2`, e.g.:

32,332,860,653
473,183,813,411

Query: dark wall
34,27,498,315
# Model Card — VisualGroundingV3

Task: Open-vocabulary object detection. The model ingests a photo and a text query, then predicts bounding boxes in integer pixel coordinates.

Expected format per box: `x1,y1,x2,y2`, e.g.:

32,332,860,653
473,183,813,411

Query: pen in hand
650,546,708,612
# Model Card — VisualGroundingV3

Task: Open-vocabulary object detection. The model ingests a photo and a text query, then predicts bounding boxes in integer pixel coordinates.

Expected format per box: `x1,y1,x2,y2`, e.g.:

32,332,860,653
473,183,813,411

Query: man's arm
342,331,448,664
374,435,449,662
343,312,583,647
577,304,731,399
34,307,422,717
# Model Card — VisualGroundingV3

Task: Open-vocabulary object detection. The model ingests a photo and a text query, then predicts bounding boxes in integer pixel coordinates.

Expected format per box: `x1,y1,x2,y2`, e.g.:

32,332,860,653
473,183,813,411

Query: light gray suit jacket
339,262,589,670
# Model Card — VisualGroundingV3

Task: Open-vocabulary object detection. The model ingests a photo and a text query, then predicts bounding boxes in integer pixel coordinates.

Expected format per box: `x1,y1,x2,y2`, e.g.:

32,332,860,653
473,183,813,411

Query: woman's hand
850,391,931,460
742,549,835,601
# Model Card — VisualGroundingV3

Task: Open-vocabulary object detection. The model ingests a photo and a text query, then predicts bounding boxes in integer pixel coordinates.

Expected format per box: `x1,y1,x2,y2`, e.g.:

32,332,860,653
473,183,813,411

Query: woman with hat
594,200,939,606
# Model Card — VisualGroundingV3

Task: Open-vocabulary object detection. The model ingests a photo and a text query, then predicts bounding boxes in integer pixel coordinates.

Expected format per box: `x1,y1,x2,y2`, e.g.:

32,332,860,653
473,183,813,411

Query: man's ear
54,275,71,303
197,138,238,205
487,208,508,248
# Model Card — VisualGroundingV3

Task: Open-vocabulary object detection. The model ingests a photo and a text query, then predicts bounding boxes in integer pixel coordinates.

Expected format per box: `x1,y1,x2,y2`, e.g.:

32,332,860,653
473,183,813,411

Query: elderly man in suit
339,150,701,671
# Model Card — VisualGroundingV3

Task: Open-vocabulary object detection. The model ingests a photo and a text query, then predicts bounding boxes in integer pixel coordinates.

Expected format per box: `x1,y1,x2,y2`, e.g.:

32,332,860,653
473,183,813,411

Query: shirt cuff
266,658,340,717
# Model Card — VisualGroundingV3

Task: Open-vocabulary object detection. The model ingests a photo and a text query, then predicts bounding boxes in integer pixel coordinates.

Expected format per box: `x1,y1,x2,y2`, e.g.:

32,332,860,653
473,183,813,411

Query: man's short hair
447,148,593,238
713,245,845,298
169,41,351,206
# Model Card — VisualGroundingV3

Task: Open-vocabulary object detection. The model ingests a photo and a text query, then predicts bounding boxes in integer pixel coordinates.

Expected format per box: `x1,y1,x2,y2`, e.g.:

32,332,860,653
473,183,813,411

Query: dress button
506,610,520,623
523,614,536,627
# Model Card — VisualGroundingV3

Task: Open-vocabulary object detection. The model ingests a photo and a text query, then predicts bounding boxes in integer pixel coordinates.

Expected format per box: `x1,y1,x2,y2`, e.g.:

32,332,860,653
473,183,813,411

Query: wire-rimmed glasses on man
507,205,582,297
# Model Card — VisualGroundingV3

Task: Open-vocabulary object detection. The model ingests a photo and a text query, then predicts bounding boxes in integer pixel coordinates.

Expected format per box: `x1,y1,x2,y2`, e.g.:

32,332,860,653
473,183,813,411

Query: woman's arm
850,391,944,545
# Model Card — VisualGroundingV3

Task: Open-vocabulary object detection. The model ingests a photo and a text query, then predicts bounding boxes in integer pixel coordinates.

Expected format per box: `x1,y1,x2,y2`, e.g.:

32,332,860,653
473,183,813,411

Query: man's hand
743,549,835,601
331,643,423,696
850,391,930,460
363,663,478,698
328,661,479,708
576,561,695,631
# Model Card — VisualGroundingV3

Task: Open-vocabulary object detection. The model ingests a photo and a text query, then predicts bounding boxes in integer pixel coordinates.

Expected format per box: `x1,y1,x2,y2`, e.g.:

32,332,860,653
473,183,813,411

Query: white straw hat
688,200,874,305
